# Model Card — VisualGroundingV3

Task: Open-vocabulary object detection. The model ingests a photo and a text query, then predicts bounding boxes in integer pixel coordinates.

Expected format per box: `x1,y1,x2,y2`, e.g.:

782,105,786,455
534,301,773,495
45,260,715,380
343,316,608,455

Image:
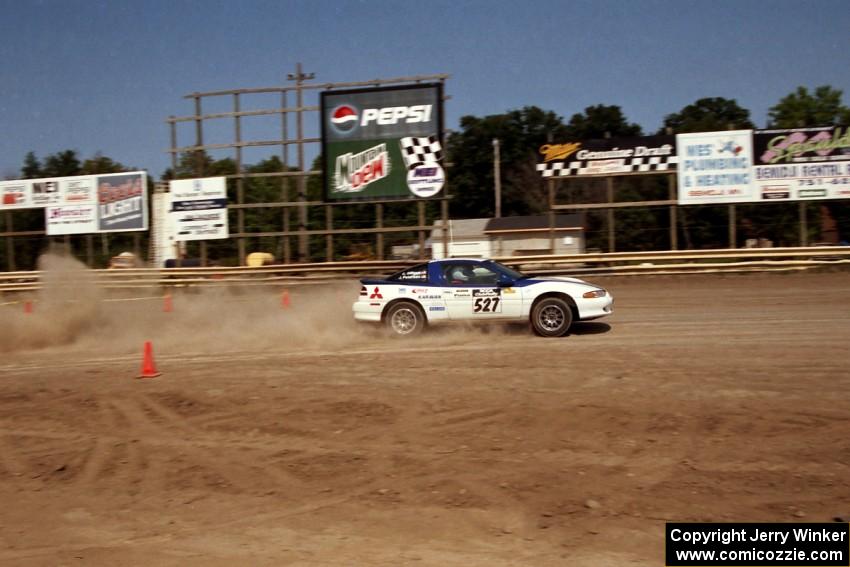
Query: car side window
471,265,500,285
443,263,500,285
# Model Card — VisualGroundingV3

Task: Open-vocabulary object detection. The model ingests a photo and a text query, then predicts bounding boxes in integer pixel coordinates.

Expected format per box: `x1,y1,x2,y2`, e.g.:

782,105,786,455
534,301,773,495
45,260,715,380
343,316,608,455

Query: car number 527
473,297,501,313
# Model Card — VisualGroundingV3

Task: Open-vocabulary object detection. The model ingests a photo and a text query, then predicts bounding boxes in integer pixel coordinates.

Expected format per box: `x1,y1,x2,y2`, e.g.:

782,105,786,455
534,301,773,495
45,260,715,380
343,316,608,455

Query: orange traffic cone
280,289,291,309
23,300,33,314
137,341,161,379
163,294,173,313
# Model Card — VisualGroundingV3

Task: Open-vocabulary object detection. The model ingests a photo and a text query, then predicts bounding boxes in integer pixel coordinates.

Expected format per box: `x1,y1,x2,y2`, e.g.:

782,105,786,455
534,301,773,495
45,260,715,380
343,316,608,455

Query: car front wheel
531,297,573,337
385,301,425,337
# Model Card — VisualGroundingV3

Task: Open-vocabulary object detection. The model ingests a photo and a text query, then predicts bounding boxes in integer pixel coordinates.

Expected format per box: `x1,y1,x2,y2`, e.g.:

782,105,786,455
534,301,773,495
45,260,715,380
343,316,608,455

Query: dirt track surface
1,267,849,566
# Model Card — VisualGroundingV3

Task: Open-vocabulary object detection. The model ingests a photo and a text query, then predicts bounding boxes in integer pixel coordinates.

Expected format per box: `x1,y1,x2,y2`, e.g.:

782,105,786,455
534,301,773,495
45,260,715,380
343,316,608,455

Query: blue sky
1,0,849,179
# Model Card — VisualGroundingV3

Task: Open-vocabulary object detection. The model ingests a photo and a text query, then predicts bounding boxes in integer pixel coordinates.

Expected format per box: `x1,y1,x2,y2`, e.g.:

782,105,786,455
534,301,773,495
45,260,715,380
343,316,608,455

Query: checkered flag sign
537,155,678,177
400,136,443,170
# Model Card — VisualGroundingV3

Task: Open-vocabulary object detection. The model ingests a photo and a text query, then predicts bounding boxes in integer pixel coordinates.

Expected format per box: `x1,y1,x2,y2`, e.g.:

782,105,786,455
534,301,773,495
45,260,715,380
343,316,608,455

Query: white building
431,214,584,259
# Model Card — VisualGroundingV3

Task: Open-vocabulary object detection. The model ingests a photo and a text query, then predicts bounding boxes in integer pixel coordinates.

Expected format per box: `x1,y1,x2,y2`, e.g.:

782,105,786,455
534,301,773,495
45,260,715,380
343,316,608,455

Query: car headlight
582,289,607,298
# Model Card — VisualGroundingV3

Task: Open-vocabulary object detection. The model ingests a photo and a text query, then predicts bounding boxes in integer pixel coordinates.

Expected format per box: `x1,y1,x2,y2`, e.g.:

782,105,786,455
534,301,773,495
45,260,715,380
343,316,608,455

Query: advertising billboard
168,177,229,241
676,130,755,205
0,171,148,234
46,204,98,235
96,172,147,232
752,126,850,201
321,83,444,201
537,135,677,177
0,180,30,208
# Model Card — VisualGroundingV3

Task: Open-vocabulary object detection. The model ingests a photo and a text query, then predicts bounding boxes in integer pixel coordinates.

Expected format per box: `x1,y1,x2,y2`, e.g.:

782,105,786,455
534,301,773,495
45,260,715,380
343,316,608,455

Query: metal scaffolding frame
166,65,451,265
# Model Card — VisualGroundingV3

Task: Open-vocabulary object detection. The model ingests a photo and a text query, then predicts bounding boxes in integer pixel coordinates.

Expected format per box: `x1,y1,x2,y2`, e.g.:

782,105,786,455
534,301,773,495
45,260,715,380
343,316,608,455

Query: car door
440,260,522,321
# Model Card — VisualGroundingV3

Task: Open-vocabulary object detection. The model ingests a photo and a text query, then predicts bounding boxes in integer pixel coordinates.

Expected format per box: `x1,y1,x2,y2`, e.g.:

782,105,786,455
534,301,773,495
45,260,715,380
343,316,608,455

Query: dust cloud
1,254,505,357
0,254,104,352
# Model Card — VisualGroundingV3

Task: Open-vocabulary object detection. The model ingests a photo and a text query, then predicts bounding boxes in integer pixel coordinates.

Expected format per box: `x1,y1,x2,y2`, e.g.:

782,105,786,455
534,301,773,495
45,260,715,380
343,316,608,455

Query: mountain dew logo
333,143,391,194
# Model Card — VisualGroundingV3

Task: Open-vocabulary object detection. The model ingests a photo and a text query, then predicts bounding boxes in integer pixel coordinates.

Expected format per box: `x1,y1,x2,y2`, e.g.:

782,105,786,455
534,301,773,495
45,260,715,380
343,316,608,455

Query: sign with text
666,522,848,566
537,135,677,177
168,177,229,241
677,130,755,205
0,171,147,233
0,180,31,209
96,172,147,232
321,83,444,201
46,204,98,235
753,126,850,201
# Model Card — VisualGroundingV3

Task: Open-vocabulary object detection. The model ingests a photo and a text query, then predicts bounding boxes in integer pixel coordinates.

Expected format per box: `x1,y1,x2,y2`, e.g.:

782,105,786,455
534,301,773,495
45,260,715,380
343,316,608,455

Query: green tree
81,153,129,174
565,104,643,139
658,97,755,134
767,85,850,127
447,106,570,219
42,150,81,177
21,152,42,178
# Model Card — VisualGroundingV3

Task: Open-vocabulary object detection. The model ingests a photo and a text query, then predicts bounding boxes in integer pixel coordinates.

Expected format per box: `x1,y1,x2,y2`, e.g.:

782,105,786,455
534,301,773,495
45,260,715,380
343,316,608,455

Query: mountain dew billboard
321,83,444,201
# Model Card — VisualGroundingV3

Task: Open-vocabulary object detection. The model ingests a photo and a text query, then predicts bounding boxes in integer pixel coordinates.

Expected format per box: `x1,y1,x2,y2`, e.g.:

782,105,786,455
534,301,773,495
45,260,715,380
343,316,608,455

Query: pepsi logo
330,105,358,133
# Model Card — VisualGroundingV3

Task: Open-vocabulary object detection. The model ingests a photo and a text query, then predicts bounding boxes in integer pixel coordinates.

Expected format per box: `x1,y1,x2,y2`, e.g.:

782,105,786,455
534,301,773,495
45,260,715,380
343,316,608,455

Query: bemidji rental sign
321,83,445,201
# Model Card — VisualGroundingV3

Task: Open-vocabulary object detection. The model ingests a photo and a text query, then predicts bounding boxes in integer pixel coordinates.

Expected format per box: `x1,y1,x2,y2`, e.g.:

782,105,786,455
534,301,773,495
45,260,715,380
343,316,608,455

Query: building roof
485,214,583,234
431,218,491,239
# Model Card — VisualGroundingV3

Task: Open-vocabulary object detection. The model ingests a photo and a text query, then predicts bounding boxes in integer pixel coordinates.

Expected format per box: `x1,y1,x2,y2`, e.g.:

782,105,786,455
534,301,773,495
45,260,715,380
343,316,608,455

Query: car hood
524,275,591,285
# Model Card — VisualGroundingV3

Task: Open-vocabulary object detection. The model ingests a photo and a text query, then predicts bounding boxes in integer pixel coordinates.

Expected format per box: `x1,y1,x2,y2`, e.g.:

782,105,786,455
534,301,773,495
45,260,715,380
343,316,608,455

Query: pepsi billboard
321,83,444,201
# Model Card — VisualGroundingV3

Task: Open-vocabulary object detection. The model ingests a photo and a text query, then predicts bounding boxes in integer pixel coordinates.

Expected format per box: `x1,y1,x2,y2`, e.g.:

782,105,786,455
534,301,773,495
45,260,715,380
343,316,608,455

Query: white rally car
353,258,612,337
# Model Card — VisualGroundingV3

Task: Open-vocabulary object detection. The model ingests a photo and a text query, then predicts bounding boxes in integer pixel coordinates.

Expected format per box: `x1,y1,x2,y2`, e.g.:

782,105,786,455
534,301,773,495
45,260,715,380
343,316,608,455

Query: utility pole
287,63,314,262
492,138,501,218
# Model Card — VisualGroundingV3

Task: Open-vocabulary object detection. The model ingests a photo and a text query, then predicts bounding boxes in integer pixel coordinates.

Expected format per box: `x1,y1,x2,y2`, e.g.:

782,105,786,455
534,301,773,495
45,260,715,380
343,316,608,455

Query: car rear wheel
531,297,573,337
385,301,425,337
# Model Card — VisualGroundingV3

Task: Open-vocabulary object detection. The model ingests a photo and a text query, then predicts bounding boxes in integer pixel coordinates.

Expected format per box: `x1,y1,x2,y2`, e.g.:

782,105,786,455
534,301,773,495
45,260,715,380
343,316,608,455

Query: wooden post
728,204,736,248
493,138,502,218
289,63,313,262
86,234,94,267
799,201,808,246
325,205,333,261
606,176,615,252
668,174,678,250
5,212,15,271
417,200,426,259
440,198,449,258
234,93,246,266
375,203,384,260
548,178,556,253
280,90,290,265
194,94,205,266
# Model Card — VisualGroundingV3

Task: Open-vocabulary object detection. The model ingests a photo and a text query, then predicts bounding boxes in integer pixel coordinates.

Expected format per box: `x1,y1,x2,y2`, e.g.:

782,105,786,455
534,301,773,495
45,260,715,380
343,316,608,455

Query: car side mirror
497,279,514,288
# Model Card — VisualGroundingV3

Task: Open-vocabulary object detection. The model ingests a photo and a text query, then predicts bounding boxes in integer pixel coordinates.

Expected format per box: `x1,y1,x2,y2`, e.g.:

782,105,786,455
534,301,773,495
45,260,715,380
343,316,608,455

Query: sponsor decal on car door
446,287,522,320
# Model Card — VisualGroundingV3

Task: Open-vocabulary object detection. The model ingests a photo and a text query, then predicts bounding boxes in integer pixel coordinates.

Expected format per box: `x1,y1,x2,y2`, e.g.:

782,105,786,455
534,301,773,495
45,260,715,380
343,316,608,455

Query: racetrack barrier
1,246,849,294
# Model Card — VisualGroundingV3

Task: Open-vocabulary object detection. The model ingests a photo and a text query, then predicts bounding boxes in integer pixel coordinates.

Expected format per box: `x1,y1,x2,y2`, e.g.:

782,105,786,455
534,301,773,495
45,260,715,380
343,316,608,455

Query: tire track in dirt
0,433,29,477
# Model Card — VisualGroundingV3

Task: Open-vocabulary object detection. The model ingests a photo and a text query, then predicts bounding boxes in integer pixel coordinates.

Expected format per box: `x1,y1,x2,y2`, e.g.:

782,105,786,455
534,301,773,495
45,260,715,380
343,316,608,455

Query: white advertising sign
31,179,62,207
61,177,96,204
753,161,850,201
1,181,31,209
168,177,229,241
1,171,147,233
677,130,755,205
46,204,98,235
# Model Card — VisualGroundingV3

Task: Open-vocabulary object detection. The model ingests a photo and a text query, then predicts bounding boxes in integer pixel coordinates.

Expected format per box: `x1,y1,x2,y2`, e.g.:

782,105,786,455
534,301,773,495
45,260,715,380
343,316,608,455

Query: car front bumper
576,294,614,321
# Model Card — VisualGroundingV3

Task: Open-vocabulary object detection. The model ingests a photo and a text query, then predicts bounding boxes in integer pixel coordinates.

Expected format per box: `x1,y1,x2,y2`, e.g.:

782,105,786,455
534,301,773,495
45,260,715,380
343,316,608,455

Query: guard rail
1,246,848,293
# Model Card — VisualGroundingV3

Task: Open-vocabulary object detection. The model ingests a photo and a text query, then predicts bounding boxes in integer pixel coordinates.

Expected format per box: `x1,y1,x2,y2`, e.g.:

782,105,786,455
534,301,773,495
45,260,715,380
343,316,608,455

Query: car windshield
483,260,526,281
